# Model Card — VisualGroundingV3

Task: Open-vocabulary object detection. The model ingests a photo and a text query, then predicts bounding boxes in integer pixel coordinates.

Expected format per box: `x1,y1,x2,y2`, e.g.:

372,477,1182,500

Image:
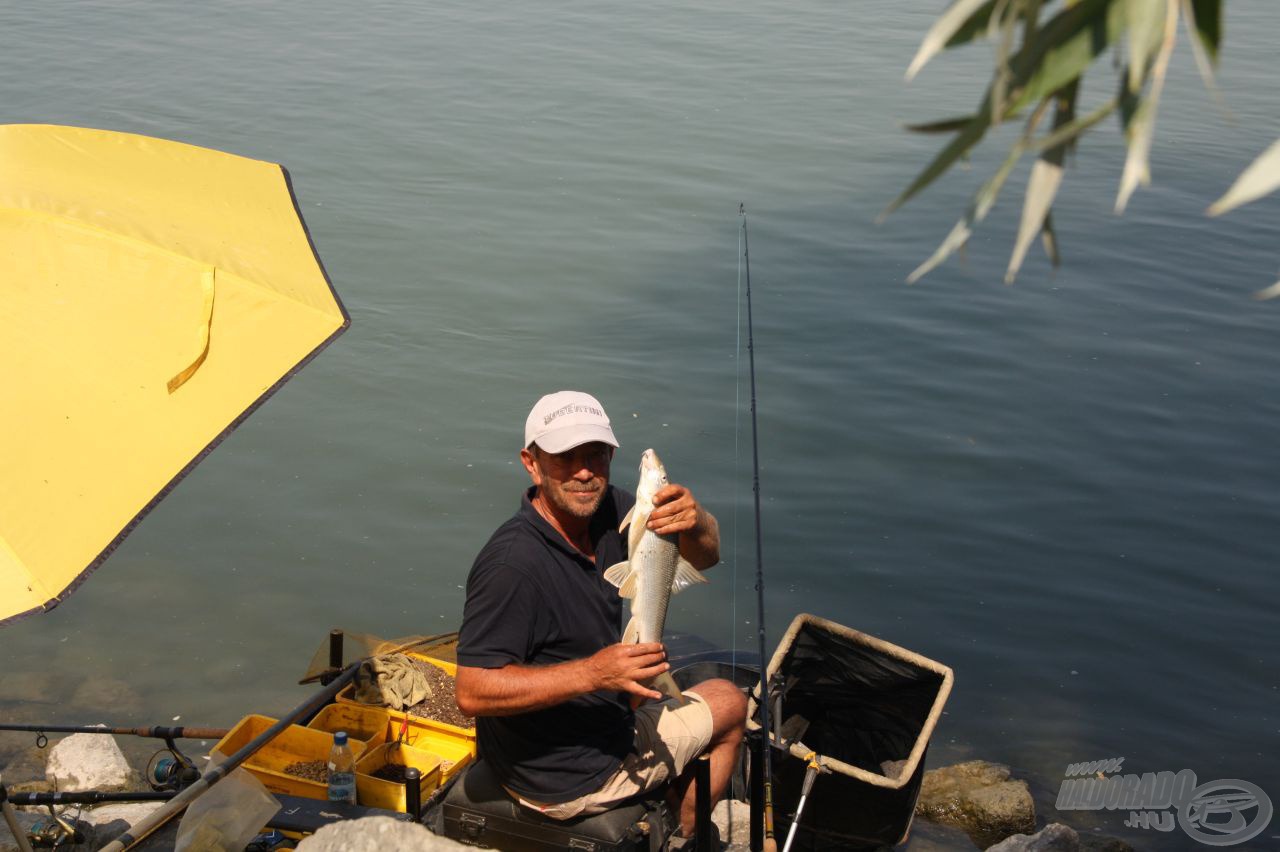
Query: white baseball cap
524,391,620,453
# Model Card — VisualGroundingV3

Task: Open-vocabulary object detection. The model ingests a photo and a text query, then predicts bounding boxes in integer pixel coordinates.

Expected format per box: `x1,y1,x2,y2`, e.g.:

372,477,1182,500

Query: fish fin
618,505,635,533
669,558,710,595
626,510,649,556
605,562,641,599
603,560,630,588
622,617,640,645
652,671,687,704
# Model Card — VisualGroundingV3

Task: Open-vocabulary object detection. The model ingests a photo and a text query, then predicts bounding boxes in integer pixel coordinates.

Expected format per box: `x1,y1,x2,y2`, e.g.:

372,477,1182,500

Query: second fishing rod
739,203,779,852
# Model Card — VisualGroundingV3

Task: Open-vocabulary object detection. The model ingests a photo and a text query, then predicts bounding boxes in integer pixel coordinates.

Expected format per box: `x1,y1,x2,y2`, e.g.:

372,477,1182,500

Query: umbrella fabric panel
0,124,344,319
0,125,348,624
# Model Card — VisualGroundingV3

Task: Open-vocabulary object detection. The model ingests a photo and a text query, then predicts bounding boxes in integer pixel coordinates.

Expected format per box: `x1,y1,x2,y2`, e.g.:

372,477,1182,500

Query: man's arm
456,642,670,717
646,484,720,570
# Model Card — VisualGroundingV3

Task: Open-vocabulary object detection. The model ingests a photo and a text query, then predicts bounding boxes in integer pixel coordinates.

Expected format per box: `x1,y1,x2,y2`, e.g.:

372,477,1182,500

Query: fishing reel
146,739,201,791
28,811,86,848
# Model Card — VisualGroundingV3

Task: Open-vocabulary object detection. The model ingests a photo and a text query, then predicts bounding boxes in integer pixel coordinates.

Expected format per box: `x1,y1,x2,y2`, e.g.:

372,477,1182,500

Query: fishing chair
440,758,677,851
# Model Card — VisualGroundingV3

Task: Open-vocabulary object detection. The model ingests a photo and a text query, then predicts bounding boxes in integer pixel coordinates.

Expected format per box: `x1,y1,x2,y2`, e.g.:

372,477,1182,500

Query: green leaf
1004,0,1126,116
1126,0,1167,93
1040,209,1061,267
1033,96,1117,153
881,113,992,220
947,0,1001,48
1007,82,1078,283
907,0,994,80
1006,158,1064,284
1181,0,1222,97
905,115,980,134
1188,0,1221,65
989,0,1026,124
907,143,1026,283
1207,138,1280,217
1116,0,1178,213
888,0,1120,220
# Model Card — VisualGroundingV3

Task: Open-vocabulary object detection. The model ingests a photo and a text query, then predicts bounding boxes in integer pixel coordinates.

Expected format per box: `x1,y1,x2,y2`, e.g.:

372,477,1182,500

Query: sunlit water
3,2,1278,848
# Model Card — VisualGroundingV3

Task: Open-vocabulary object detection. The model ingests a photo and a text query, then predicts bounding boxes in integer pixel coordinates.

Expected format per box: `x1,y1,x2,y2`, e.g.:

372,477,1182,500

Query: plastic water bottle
327,731,357,804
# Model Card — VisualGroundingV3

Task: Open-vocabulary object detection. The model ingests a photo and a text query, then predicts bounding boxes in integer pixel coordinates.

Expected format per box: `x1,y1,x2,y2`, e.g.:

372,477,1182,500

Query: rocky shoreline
1,727,1137,852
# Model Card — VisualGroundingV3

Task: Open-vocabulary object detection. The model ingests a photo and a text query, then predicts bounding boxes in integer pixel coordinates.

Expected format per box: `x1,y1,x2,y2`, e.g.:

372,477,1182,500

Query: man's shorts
511,689,715,820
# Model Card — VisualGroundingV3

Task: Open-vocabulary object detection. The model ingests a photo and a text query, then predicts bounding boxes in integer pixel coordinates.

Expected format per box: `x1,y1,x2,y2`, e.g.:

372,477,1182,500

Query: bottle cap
334,731,348,745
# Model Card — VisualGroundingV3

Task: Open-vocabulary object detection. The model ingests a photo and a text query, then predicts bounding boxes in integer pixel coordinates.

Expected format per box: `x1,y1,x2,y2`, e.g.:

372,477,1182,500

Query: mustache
563,484,602,494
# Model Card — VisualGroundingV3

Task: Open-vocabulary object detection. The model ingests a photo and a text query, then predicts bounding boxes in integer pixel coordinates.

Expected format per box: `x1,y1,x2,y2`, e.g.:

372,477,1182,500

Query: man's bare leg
673,678,748,837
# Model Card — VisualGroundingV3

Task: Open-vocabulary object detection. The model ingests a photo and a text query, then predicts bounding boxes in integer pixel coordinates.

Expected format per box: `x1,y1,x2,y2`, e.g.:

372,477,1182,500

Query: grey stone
915,760,1036,848
713,798,750,848
986,822,1080,852
45,733,135,791
296,816,467,850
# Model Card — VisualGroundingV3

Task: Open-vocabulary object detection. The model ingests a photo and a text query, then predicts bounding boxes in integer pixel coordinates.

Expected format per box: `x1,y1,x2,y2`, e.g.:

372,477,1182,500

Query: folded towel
353,653,433,710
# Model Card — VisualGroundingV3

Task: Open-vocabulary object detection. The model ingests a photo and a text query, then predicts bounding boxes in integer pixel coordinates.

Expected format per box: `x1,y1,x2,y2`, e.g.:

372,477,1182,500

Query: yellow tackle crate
306,703,390,752
336,652,476,781
212,714,365,800
354,742,444,812
392,715,475,783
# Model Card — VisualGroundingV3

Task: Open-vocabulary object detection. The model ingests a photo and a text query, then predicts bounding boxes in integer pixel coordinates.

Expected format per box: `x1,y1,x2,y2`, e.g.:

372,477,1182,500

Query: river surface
2,2,1278,848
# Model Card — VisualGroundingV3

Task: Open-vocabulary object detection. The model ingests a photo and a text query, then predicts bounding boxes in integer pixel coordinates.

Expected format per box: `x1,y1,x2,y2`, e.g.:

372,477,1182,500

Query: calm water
3,2,1279,847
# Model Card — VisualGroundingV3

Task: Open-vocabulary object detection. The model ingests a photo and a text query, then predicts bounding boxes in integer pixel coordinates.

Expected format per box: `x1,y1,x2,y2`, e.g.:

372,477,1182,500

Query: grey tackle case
440,759,675,851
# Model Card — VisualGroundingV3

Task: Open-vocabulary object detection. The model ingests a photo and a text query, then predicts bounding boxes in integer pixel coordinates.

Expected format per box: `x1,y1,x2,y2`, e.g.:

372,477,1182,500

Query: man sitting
456,391,746,836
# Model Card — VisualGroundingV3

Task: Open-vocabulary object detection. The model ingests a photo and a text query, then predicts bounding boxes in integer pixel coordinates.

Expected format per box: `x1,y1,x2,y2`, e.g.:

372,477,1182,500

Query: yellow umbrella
0,124,349,625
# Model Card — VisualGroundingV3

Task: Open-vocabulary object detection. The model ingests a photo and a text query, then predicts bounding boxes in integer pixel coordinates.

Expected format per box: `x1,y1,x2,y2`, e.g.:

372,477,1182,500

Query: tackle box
335,652,476,782
306,703,390,751
354,741,444,812
212,714,367,800
440,759,674,852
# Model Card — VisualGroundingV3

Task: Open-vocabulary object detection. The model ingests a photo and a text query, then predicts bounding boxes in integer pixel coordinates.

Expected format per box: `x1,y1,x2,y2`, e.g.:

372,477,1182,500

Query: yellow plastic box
354,742,444,812
306,703,390,752
212,714,365,800
393,716,475,783
336,653,476,781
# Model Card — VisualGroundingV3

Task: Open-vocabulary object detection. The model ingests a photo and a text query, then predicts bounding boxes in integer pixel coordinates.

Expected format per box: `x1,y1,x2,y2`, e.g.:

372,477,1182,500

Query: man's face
522,442,614,520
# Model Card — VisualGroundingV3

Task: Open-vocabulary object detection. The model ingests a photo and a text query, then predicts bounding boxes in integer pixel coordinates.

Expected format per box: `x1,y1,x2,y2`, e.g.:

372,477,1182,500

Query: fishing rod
0,723,230,795
739,203,777,852
0,724,228,743
99,661,360,852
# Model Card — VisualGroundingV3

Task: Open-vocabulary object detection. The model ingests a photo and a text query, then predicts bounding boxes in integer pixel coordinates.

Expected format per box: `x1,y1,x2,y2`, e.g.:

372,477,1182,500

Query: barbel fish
604,448,709,702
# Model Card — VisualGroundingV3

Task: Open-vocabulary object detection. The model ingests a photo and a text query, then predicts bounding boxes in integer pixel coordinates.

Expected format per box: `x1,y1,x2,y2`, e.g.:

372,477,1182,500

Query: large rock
45,732,136,791
296,816,466,850
915,761,1036,848
712,798,750,848
987,822,1080,851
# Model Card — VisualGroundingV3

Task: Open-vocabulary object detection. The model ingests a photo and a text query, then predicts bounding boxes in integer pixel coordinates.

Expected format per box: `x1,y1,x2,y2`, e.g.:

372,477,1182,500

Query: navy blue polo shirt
457,484,637,803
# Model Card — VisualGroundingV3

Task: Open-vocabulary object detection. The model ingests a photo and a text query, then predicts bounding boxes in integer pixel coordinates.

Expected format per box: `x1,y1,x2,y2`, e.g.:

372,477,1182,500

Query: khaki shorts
512,690,714,820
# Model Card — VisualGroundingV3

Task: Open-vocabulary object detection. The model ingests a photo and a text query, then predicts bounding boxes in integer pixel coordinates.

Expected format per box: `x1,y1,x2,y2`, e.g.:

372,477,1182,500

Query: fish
604,448,709,702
